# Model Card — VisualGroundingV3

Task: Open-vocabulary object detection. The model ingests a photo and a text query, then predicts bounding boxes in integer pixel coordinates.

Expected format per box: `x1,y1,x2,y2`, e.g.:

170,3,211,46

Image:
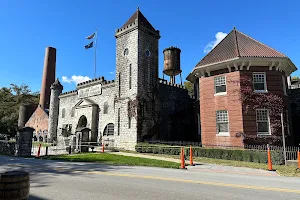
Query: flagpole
94,29,98,79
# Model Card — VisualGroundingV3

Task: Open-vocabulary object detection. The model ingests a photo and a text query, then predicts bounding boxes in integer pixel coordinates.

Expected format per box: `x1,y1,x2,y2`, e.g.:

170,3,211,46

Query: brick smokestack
39,47,56,109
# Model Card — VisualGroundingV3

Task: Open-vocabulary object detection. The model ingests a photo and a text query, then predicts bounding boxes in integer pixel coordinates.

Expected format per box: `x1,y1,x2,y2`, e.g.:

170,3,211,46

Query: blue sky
0,0,299,93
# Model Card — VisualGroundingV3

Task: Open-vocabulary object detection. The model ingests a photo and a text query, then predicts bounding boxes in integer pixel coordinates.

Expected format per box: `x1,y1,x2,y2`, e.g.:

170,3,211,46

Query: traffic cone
102,144,105,153
36,143,41,158
267,147,273,171
190,145,194,166
180,147,186,169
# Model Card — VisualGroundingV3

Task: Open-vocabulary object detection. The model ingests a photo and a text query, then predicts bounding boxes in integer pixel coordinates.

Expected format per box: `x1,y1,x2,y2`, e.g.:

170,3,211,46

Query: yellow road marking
81,171,300,194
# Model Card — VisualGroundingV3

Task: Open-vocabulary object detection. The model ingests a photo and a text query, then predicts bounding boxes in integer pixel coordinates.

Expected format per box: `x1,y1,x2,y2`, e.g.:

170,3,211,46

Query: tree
184,81,194,97
0,84,39,137
291,76,299,81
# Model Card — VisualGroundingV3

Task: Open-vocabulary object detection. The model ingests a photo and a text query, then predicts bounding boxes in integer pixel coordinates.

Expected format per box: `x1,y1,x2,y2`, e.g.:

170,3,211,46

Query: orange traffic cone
180,147,186,169
267,147,273,171
102,144,105,153
190,146,194,166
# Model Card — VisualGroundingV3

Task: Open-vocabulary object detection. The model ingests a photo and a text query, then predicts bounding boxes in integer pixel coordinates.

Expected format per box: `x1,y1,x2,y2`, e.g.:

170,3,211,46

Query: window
71,107,75,117
62,108,65,118
145,49,151,57
282,76,287,95
256,109,270,135
128,116,131,129
124,48,129,56
103,123,114,136
118,108,120,135
129,64,132,89
216,110,229,135
214,76,226,94
253,73,267,92
103,102,108,114
119,73,121,97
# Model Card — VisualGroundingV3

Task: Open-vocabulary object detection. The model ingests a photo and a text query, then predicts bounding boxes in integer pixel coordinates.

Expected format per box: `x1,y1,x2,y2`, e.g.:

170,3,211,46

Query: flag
85,41,94,49
86,32,95,40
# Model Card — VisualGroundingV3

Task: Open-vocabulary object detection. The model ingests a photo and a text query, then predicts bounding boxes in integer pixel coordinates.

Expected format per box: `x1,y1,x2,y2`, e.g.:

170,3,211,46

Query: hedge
135,144,284,165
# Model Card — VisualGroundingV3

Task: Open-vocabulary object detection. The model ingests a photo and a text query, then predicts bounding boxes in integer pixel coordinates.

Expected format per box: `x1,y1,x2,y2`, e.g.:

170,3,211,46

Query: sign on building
78,84,102,99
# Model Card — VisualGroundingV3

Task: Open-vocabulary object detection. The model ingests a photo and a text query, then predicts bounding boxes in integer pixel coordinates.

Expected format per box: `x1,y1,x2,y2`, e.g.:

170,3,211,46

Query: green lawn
43,153,180,169
144,153,300,177
32,142,51,147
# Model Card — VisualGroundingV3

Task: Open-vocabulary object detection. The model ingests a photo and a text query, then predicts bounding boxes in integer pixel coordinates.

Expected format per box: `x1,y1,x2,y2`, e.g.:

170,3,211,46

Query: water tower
163,46,182,85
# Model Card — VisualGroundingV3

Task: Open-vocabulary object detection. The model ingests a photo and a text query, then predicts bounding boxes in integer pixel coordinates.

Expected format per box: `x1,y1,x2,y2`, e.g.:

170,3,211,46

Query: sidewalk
108,151,278,177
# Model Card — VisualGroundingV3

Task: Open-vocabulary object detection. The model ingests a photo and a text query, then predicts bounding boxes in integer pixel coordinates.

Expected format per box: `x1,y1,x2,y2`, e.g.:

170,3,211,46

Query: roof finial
233,26,236,30
137,6,139,11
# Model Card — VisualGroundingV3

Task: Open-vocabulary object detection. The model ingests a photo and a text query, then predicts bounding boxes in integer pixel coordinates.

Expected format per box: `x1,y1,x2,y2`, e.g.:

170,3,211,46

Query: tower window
119,73,121,97
129,64,132,89
124,48,129,56
103,102,108,114
145,49,151,57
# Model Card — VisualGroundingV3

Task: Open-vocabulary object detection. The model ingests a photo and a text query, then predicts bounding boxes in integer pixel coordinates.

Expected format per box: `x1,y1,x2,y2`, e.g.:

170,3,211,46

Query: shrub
135,143,284,165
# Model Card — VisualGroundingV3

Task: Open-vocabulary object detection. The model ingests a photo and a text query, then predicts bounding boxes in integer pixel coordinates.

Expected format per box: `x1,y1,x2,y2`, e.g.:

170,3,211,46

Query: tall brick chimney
39,47,56,109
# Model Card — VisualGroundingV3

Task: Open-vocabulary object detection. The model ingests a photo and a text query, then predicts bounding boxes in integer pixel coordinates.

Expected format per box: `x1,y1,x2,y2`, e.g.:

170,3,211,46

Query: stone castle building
48,8,196,150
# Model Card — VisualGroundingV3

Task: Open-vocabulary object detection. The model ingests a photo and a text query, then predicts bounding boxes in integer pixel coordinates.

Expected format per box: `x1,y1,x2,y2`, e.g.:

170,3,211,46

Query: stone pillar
16,127,34,157
48,79,63,143
17,105,27,129
91,105,99,143
39,47,56,109
287,76,292,88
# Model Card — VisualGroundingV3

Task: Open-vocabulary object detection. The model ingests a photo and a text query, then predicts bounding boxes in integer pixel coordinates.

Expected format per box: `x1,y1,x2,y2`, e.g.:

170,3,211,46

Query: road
1,155,300,200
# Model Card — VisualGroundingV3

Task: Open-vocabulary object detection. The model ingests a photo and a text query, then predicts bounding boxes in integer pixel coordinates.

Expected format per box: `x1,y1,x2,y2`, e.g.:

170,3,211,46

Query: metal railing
245,145,300,160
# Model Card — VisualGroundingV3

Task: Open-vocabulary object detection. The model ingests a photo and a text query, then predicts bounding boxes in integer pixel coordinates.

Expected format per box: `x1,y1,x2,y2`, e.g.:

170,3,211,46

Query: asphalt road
1,155,300,200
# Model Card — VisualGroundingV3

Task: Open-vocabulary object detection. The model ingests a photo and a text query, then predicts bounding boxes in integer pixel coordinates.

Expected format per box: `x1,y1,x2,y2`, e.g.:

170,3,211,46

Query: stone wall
159,80,195,141
0,141,15,156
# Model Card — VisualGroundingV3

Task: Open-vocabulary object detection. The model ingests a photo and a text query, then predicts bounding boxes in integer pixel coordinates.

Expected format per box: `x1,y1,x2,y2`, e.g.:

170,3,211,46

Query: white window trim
256,109,271,136
214,76,227,96
216,110,230,136
253,72,268,93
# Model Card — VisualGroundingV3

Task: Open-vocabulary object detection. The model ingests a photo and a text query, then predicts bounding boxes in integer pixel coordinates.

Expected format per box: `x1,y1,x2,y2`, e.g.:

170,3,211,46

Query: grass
42,153,180,169
32,142,51,147
143,153,300,177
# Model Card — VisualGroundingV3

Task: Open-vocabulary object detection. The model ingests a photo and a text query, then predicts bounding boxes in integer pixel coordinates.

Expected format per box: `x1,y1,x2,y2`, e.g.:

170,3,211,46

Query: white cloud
62,75,91,84
109,71,114,75
204,32,228,53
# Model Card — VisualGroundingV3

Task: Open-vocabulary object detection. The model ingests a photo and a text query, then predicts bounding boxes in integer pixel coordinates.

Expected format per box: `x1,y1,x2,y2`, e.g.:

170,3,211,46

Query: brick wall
25,106,49,136
200,71,244,147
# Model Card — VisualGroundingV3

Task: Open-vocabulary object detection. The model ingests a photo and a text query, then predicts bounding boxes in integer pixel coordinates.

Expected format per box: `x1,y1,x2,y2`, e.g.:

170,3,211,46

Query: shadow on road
0,155,133,189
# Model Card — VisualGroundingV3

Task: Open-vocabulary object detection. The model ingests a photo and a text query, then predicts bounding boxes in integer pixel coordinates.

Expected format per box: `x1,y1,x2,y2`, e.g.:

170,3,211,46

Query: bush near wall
135,143,284,165
0,141,16,156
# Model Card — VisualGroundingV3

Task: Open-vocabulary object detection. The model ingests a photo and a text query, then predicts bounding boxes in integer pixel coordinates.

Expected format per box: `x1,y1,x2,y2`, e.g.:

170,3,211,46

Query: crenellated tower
114,8,160,149
48,78,63,143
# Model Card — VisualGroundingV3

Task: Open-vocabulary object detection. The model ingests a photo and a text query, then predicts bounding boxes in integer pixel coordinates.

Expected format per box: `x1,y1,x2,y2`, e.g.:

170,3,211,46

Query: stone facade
53,9,195,150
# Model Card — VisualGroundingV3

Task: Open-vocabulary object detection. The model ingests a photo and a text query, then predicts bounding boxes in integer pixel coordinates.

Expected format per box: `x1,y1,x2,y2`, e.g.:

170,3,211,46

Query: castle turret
48,78,63,143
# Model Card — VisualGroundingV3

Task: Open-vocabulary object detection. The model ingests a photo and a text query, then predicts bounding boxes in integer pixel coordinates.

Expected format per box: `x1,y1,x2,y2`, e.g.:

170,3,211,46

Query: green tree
184,81,194,97
0,84,39,137
291,76,299,82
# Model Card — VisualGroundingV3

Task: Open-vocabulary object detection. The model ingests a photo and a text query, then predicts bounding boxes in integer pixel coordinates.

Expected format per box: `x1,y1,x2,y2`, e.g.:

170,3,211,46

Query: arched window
103,123,114,136
77,115,87,128
103,102,108,114
62,108,65,118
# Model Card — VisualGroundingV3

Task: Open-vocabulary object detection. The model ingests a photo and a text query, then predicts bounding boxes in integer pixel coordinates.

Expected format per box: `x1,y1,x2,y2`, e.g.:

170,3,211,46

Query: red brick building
187,28,297,147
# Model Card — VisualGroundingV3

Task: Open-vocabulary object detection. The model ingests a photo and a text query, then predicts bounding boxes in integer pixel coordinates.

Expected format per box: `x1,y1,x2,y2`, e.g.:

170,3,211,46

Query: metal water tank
163,46,181,76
